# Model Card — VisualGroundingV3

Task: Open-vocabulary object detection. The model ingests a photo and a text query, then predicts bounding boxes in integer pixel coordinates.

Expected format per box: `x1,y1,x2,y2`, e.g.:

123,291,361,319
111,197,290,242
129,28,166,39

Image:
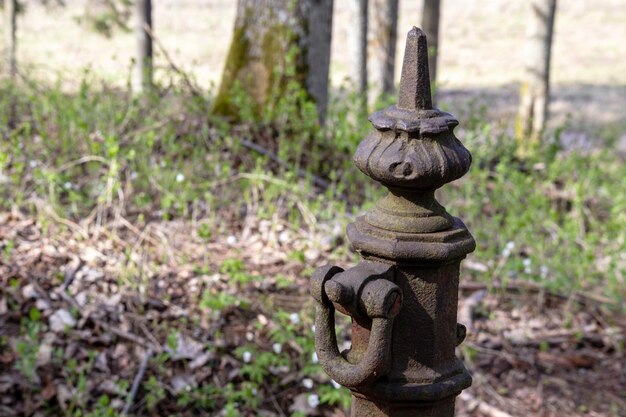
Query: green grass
1,73,625,306
446,133,626,302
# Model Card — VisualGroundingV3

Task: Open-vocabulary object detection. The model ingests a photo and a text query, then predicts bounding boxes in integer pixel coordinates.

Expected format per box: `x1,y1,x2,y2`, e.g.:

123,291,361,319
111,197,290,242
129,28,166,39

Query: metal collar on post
311,27,475,417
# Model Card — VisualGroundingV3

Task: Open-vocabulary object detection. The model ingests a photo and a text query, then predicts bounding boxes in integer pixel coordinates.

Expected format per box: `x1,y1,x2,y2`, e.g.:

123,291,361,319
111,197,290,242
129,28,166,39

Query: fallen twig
96,319,161,352
121,348,153,416
460,280,614,306
58,288,162,352
239,138,331,191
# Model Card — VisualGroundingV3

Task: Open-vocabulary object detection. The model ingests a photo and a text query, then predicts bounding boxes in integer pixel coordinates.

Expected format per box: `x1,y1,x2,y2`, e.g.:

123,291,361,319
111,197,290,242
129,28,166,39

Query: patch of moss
262,24,290,91
212,25,251,117
212,6,312,122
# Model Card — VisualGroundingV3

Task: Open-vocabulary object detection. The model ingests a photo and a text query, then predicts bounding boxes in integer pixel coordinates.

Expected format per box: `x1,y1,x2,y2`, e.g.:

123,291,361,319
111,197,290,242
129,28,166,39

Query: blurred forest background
0,0,625,416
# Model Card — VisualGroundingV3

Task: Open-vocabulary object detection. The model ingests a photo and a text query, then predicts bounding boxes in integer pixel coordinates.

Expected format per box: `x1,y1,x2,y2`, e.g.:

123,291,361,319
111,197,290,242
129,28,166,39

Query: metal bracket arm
311,264,402,388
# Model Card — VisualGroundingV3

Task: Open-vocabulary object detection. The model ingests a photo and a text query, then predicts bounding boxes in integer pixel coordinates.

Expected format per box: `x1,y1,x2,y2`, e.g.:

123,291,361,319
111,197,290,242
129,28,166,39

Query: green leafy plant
144,375,166,411
14,308,42,382
318,383,351,410
199,291,243,312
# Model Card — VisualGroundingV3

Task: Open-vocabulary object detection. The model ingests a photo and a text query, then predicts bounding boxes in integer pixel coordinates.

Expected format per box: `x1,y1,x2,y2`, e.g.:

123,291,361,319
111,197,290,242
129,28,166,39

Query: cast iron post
311,27,475,417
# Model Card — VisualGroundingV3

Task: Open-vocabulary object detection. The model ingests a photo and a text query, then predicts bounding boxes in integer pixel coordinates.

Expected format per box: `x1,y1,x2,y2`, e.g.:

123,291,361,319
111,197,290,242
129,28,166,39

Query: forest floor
1,78,625,416
1,209,624,417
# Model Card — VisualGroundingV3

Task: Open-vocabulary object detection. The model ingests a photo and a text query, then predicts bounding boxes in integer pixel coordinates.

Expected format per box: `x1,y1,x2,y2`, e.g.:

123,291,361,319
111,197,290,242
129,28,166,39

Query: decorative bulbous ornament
354,125,471,191
350,26,473,236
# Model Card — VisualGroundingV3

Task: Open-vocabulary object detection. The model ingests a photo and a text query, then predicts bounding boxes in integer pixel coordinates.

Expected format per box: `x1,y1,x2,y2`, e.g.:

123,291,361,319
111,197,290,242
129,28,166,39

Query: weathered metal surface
311,263,402,388
311,26,475,417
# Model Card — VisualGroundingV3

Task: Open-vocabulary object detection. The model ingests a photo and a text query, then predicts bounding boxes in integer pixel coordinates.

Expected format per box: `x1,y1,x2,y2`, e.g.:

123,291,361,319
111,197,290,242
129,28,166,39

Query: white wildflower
502,241,515,258
272,343,282,354
307,394,320,408
242,351,252,363
302,378,314,389
29,160,38,168
130,171,138,180
540,265,549,279
64,181,72,190
278,231,291,243
226,235,237,245
289,313,300,324
311,352,318,363
331,379,341,389
175,173,185,182
522,258,532,267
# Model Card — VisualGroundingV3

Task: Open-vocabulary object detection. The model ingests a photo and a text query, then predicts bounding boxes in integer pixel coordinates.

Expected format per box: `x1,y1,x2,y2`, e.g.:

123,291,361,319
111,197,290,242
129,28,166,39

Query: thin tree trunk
304,0,334,123
370,0,398,101
214,0,334,123
349,0,368,110
516,0,557,156
5,0,17,81
421,0,440,105
133,0,153,94
5,0,18,129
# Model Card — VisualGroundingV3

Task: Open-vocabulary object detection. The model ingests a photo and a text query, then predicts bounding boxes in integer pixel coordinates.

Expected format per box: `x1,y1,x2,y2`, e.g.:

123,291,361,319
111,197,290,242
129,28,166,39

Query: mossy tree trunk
213,0,334,123
4,0,17,81
349,0,368,111
421,0,440,105
132,0,153,94
516,0,557,157
370,0,398,100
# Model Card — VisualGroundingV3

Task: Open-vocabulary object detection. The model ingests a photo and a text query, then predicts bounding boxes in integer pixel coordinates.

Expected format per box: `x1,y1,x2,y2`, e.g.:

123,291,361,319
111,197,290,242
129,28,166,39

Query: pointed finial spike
397,26,433,110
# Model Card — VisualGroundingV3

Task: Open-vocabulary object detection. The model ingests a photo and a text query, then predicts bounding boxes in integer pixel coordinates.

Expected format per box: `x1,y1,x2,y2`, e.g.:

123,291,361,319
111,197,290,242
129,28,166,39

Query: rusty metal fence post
311,27,475,417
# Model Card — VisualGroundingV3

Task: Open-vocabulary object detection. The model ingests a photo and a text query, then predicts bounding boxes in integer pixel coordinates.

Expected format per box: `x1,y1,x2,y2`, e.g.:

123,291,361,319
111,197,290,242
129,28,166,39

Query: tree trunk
213,0,334,123
4,0,18,129
349,0,368,110
421,0,440,105
516,0,557,156
5,0,17,81
369,0,398,101
305,0,333,123
133,0,153,94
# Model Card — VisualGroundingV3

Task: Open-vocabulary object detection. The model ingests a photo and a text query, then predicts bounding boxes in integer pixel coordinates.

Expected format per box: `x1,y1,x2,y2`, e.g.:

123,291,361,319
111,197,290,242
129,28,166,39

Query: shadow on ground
438,83,626,147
